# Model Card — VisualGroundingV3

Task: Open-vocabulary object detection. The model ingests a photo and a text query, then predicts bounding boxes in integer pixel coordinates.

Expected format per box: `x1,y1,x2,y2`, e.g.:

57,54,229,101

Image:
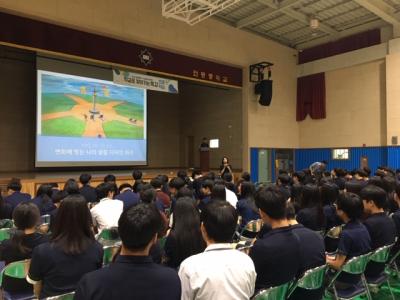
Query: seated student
360,185,396,277
151,177,171,209
164,197,205,269
79,173,97,203
0,193,12,220
296,184,326,231
223,173,236,193
215,178,238,208
286,203,325,300
63,178,80,195
249,186,301,290
326,192,371,290
169,177,185,212
32,184,56,215
241,171,251,182
321,182,342,230
75,203,181,300
179,201,256,300
27,195,103,298
0,203,48,294
177,170,193,190
236,181,260,232
104,174,119,196
198,179,213,212
277,174,291,200
49,190,68,232
4,178,31,213
91,182,123,232
132,169,143,193
393,183,400,237
115,183,140,211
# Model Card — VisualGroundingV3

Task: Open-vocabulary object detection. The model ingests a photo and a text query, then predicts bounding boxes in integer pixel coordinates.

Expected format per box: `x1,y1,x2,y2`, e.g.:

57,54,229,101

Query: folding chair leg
386,278,395,300
332,285,339,300
361,274,372,300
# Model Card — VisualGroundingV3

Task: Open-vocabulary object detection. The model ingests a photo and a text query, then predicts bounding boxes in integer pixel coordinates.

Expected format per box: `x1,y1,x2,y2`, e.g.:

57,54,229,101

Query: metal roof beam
295,19,388,49
235,0,301,28
353,0,400,26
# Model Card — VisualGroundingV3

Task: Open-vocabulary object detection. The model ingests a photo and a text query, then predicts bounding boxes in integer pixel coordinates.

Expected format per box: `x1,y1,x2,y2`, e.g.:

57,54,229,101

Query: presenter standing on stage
220,157,233,178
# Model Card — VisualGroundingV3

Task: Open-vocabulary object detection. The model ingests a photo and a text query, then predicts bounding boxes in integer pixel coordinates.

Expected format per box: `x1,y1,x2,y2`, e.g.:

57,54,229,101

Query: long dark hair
240,181,257,213
51,195,95,255
170,197,205,264
36,184,53,207
301,184,325,227
12,202,40,254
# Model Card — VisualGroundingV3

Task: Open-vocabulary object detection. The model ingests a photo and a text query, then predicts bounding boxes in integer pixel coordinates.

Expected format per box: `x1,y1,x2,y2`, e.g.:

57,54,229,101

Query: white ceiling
214,0,400,49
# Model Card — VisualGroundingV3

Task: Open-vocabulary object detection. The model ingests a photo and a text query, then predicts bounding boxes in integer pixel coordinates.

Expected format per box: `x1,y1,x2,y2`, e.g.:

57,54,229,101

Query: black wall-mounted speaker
255,80,272,106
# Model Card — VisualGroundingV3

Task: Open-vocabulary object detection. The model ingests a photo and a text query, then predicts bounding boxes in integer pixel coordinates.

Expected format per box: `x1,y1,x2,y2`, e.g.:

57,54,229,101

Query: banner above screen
113,69,178,94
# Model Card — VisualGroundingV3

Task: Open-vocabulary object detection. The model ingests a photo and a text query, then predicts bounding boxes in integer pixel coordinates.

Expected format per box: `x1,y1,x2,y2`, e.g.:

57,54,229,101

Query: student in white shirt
179,201,256,300
91,182,123,232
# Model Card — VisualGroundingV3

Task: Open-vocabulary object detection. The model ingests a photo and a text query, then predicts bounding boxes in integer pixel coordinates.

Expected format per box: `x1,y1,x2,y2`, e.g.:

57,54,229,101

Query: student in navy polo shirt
360,185,396,278
27,195,103,298
249,185,301,291
114,183,140,211
236,181,260,232
79,173,97,203
4,178,31,214
32,184,56,215
393,183,400,237
198,179,213,212
296,184,326,231
75,203,181,300
286,203,325,300
326,192,371,290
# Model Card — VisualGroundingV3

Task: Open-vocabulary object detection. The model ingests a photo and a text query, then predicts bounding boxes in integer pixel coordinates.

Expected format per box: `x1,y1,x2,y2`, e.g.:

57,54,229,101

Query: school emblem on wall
139,49,153,66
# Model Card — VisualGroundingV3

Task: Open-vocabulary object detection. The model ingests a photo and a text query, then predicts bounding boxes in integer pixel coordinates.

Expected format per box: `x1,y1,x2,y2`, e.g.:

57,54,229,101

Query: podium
199,147,210,172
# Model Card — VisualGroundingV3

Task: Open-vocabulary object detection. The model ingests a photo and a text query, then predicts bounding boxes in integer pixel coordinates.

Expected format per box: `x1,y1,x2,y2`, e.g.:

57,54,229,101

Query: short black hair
119,183,133,192
79,173,92,185
255,185,286,219
223,173,233,183
278,174,290,185
360,185,387,209
210,184,226,201
177,170,187,180
169,177,185,190
241,172,251,182
118,203,162,251
132,169,143,180
63,178,80,195
355,169,368,178
336,192,364,220
345,180,364,196
52,190,68,204
140,184,157,203
285,202,296,220
201,179,214,191
382,175,396,193
150,177,163,189
201,201,237,243
104,174,116,183
96,182,115,200
7,178,22,192
177,186,194,199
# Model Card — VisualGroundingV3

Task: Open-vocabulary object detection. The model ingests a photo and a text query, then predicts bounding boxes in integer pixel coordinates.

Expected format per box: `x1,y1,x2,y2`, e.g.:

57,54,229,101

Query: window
332,149,349,160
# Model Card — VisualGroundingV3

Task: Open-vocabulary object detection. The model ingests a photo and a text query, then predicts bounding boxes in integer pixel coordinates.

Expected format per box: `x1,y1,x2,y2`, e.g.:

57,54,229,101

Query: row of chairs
253,244,400,300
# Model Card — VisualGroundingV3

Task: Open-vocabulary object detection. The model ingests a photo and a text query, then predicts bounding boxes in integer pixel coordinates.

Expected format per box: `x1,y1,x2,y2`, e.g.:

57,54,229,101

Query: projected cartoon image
40,72,145,139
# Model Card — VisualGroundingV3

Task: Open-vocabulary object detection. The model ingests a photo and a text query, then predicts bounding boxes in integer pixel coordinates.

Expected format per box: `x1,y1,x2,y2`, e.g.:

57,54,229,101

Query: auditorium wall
298,59,387,148
0,0,299,170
